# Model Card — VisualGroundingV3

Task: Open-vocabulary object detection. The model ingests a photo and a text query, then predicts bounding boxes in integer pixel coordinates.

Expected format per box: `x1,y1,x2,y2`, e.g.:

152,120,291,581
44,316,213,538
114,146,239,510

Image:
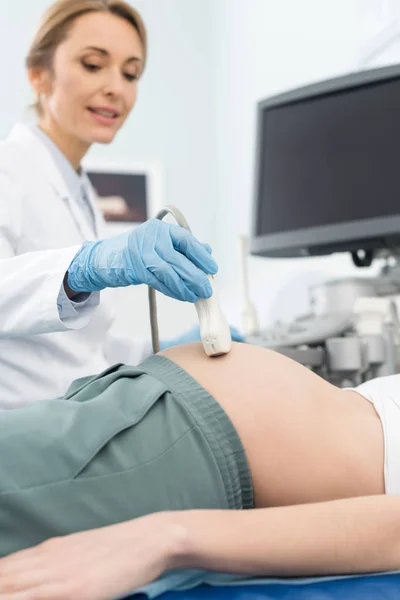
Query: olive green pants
0,355,253,556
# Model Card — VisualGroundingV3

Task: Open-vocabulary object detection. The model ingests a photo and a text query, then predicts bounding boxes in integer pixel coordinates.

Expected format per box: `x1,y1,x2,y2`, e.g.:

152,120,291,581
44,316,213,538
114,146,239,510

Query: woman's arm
1,495,400,600
175,494,400,576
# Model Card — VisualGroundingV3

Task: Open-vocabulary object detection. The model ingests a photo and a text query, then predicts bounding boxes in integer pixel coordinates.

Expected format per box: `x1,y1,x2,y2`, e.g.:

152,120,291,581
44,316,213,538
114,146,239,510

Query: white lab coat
0,123,149,408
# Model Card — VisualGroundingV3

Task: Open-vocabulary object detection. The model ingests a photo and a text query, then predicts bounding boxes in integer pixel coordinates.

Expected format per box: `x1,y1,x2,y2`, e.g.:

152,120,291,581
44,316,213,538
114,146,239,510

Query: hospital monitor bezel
250,64,400,259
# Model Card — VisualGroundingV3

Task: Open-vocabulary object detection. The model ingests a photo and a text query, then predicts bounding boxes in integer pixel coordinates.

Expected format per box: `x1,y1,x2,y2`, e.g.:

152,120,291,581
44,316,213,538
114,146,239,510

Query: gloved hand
160,324,245,349
67,219,218,303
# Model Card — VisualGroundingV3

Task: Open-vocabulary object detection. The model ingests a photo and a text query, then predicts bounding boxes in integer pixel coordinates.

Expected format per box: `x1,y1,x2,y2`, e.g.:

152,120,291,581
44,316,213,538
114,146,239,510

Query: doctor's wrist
63,272,81,300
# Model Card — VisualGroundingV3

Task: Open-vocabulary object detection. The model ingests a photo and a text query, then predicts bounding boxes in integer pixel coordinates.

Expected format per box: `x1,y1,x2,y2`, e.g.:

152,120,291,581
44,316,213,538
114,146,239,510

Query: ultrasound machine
246,63,400,388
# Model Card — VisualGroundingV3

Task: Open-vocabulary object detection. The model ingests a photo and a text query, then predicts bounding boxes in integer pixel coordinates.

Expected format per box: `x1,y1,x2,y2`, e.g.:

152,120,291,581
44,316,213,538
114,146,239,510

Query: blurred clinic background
0,0,399,342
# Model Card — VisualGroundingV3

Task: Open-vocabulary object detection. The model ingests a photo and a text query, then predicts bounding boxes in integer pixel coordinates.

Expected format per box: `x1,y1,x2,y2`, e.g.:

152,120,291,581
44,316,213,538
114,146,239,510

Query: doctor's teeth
93,109,116,117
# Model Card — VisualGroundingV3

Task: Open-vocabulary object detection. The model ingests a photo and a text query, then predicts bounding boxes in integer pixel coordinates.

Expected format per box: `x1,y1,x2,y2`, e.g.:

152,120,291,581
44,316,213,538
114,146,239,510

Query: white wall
213,0,387,329
359,0,400,69
0,0,391,341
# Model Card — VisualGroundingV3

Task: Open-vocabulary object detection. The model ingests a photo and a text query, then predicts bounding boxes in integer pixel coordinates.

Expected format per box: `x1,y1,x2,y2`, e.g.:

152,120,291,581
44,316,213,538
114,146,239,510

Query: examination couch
126,570,400,599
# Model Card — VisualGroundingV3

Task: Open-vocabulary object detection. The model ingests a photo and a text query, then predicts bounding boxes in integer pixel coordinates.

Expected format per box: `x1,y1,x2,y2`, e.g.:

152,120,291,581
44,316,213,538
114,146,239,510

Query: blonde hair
26,0,147,113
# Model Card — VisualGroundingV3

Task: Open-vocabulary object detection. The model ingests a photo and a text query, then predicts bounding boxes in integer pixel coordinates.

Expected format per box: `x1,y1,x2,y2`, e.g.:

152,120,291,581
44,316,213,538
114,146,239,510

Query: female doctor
0,0,224,409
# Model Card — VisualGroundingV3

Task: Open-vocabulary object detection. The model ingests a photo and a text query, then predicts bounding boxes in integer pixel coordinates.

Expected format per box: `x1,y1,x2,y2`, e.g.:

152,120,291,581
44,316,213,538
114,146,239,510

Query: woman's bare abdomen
160,343,385,507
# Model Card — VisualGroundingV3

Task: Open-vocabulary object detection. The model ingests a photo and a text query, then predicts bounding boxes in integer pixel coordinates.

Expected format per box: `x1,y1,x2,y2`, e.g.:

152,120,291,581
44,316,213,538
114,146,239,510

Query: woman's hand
67,218,218,302
0,513,184,600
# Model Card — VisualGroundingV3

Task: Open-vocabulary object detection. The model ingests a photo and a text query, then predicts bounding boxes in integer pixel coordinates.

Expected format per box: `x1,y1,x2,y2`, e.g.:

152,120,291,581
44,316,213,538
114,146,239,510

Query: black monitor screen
256,78,400,240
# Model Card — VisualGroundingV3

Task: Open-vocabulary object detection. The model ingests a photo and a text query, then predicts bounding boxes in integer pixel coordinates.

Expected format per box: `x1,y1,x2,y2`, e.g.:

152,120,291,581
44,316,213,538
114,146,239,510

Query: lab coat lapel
8,124,96,241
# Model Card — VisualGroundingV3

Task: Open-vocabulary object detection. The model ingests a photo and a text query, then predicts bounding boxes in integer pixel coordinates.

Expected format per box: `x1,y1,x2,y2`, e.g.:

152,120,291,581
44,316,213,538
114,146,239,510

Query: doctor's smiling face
27,8,145,170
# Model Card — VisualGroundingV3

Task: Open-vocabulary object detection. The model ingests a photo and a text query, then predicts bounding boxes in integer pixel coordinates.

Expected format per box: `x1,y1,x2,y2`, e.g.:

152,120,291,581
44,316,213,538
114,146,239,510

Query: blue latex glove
67,219,218,303
160,324,245,349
